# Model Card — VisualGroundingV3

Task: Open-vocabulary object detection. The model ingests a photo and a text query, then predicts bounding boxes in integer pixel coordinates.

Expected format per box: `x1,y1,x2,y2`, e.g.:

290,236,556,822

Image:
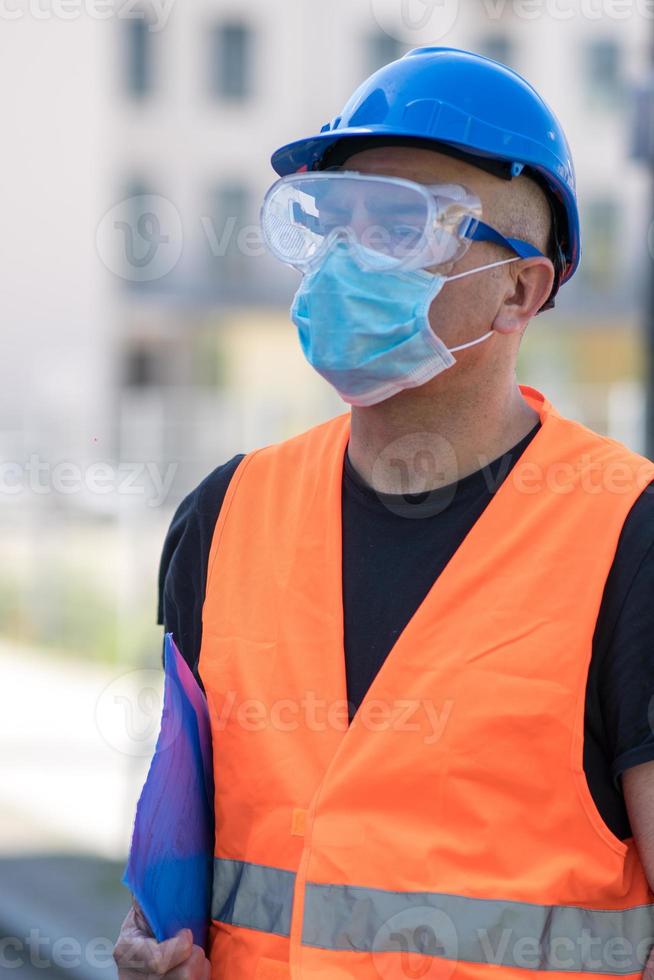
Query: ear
492,257,555,334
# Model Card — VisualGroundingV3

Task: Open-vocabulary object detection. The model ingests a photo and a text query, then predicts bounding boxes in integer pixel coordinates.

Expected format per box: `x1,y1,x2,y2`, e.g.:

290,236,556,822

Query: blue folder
122,632,215,948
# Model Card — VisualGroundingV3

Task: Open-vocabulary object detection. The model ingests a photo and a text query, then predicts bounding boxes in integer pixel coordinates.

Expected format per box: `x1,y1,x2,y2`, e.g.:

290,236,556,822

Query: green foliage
0,572,159,667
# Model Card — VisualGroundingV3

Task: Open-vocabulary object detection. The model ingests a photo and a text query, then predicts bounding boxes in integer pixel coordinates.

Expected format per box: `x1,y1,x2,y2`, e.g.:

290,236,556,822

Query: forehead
337,146,503,212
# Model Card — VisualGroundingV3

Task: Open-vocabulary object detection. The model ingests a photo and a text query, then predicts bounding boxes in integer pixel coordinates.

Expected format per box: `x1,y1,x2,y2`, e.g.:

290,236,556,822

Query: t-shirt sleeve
594,483,654,786
157,454,245,681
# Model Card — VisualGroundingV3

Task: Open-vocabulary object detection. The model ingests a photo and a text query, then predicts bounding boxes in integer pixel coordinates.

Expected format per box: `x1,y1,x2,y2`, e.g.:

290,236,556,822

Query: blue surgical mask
290,244,520,407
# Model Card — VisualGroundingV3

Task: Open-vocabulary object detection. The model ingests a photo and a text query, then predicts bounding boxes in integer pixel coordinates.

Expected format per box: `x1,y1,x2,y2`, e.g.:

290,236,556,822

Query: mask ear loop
445,255,521,282
448,332,495,353
443,256,521,353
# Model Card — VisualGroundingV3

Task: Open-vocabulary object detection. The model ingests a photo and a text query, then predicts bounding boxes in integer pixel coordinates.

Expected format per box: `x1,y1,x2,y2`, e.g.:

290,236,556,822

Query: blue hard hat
271,46,580,298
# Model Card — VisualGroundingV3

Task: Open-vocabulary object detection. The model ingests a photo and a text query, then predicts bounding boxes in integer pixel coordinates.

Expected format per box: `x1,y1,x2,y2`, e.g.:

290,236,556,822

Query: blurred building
3,0,653,505
110,0,413,495
2,0,653,669
110,0,654,487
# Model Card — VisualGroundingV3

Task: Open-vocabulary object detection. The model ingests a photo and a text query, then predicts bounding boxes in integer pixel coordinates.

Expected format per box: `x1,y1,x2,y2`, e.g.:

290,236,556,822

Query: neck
347,375,540,495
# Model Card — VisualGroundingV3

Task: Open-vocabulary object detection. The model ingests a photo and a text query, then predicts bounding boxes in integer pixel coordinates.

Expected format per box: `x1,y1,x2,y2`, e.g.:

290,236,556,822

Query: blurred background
2,0,654,975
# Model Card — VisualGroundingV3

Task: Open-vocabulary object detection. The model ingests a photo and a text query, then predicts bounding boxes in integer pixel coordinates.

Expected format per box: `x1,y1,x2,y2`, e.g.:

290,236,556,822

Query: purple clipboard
122,632,215,948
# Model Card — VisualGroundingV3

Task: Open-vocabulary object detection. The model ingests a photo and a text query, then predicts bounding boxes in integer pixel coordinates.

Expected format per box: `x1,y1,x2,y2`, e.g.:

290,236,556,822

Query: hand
644,944,654,980
113,901,211,979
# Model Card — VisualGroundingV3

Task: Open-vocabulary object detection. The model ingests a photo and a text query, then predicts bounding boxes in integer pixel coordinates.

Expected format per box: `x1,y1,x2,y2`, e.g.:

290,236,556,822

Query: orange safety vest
198,385,654,979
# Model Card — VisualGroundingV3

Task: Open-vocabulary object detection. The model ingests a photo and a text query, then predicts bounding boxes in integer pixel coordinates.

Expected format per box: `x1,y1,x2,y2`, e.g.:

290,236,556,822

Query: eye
389,224,423,240
386,225,425,255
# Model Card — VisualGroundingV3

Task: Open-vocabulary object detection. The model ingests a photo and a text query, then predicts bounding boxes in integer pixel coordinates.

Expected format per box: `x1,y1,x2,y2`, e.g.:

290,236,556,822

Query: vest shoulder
554,410,653,470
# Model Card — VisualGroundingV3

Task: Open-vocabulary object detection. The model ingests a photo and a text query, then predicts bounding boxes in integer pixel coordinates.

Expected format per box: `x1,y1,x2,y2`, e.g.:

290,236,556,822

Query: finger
138,931,195,975
163,945,211,980
132,900,156,938
114,902,154,946
114,928,194,974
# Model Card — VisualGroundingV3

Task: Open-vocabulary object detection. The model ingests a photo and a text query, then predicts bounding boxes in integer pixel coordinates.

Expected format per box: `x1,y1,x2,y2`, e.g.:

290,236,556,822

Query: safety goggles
260,171,544,273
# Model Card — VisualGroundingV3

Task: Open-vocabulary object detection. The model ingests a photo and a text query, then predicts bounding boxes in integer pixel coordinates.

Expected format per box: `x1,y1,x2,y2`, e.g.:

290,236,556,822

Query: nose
348,199,373,240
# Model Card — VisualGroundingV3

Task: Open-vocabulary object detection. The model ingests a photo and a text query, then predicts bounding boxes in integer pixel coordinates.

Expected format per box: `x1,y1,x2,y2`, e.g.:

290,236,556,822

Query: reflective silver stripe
212,861,654,973
211,858,296,937
302,882,654,974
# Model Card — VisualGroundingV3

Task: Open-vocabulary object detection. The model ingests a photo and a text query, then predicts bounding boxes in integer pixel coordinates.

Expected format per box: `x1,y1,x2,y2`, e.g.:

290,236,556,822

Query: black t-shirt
158,421,654,842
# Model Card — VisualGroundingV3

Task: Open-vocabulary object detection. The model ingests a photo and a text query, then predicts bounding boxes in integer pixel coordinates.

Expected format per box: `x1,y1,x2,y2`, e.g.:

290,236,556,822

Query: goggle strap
467,219,544,260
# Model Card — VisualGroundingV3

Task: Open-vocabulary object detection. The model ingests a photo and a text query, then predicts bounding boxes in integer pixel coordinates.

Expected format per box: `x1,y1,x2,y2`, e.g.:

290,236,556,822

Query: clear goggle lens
260,172,483,272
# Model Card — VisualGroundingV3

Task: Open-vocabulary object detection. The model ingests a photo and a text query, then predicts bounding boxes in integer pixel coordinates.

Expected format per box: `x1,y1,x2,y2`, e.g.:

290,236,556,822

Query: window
119,177,159,287
206,182,251,285
583,198,619,289
124,344,159,387
125,177,152,210
366,32,404,75
477,34,514,68
209,22,252,100
125,17,152,98
585,39,623,108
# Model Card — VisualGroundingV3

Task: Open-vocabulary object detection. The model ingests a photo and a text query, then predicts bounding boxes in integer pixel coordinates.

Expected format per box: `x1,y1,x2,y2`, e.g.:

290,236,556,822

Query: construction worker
114,47,654,979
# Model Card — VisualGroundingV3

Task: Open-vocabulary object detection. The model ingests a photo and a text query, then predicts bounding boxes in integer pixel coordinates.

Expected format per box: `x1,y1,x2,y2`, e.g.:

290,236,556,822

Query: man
114,47,654,978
